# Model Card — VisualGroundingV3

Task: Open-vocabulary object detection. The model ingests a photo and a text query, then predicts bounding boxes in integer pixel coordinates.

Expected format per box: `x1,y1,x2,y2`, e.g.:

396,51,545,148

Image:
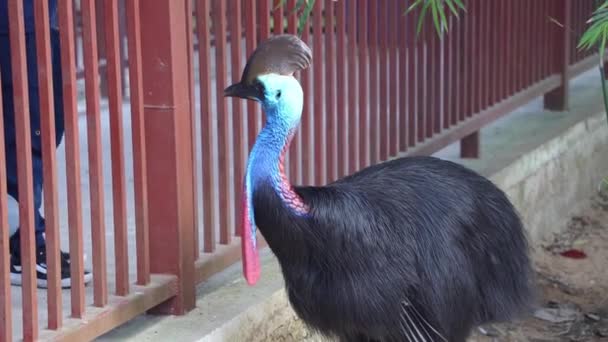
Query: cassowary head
224,34,312,125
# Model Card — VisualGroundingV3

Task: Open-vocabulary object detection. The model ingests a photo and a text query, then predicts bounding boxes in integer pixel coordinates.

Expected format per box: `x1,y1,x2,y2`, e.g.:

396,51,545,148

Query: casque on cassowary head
224,34,536,342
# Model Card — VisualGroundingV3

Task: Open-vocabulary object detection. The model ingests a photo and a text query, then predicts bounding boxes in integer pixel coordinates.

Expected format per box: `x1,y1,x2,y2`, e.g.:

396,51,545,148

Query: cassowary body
225,35,535,342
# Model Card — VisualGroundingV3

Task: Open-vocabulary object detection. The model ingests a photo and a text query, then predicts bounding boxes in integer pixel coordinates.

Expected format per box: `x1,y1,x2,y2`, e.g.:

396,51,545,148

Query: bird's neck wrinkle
249,121,309,216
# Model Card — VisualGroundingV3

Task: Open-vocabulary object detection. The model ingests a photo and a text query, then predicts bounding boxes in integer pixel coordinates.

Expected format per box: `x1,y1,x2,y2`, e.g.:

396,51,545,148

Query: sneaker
10,246,93,289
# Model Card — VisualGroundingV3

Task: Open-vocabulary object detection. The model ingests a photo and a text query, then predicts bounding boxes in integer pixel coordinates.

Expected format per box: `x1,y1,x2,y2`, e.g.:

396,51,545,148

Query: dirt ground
469,191,608,342
295,191,608,342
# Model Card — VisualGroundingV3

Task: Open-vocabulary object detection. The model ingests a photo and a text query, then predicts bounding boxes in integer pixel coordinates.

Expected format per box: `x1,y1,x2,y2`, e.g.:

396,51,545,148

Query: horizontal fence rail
0,0,600,341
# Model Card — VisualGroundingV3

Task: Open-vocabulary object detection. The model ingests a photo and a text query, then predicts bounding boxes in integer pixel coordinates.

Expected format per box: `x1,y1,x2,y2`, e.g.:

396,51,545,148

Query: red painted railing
0,0,599,341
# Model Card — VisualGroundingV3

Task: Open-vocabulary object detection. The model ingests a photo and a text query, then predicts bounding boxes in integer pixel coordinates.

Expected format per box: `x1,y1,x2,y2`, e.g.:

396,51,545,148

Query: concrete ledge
98,70,608,342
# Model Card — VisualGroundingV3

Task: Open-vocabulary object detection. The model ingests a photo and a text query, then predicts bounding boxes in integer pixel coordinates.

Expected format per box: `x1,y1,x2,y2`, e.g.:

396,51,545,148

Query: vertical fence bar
517,0,525,91
464,0,475,117
313,0,326,184
33,0,62,329
389,0,399,155
8,1,38,339
0,69,12,342
505,0,514,96
103,0,129,297
443,15,452,129
452,10,461,124
140,0,196,314
58,0,86,318
424,20,434,137
432,18,442,131
379,1,390,159
259,0,270,40
542,0,552,77
287,0,302,184
398,2,408,150
273,0,284,34
301,19,314,183
336,0,348,178
245,1,259,150
82,0,109,307
473,0,482,114
232,0,245,237
544,0,571,111
406,8,417,144
369,1,379,163
184,0,199,262
212,0,234,245
527,0,534,87
415,8,426,141
347,0,358,173
196,0,218,253
357,0,368,169
125,0,150,285
325,0,337,182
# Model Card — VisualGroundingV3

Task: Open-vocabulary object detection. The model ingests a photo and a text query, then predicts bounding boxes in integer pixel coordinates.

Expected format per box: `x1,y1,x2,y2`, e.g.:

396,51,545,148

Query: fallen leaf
533,307,579,323
559,249,587,259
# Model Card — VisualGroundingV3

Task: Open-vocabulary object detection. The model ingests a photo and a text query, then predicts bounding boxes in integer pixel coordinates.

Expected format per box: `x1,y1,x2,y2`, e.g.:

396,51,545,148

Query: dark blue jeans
1,29,65,250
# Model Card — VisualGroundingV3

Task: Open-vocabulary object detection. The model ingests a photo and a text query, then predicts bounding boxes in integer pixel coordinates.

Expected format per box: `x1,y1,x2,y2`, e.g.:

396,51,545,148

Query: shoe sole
11,273,94,289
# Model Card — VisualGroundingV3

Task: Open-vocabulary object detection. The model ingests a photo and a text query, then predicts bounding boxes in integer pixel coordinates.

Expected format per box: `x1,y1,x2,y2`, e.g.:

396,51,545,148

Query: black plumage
254,156,535,341
225,34,536,342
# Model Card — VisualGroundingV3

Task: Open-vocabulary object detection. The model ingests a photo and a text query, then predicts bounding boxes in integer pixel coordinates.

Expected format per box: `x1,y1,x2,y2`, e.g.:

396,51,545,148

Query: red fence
0,0,599,341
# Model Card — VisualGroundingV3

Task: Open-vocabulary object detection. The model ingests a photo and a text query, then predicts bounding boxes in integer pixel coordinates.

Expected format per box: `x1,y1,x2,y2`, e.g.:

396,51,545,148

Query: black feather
253,155,536,342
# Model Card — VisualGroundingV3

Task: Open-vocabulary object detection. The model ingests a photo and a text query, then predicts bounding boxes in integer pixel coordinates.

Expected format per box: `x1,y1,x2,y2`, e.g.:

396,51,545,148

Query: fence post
460,131,480,158
139,0,196,315
544,0,571,111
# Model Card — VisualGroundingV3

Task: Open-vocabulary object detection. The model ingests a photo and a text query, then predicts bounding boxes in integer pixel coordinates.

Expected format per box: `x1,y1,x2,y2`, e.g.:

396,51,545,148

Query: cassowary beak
224,82,261,102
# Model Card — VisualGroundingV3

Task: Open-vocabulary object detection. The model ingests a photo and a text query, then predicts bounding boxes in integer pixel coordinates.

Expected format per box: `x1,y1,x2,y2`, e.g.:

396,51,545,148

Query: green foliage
276,0,465,37
406,0,465,37
578,1,608,61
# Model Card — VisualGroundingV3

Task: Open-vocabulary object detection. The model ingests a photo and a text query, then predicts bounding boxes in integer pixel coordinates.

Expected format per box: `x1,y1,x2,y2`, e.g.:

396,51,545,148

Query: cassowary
224,34,536,342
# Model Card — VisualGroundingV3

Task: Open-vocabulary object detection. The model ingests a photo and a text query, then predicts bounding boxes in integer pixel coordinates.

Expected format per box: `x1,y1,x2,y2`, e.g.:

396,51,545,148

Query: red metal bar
196,0,218,253
399,1,408,150
347,0,358,174
301,19,314,183
424,19,434,136
380,1,390,158
287,0,302,184
33,0,62,329
527,0,535,87
451,10,460,124
473,0,482,114
335,0,348,177
103,0,129,297
460,6,469,120
517,0,525,91
232,0,245,237
389,0,399,155
407,7,417,147
245,1,260,150
544,0,571,111
0,69,12,342
259,0,270,40
464,0,474,116
416,8,427,140
8,1,38,338
125,0,150,285
358,0,369,169
496,0,505,101
443,15,452,130
82,0,109,307
369,1,379,163
505,0,514,96
213,0,235,244
325,0,337,181
58,0,87,318
140,0,197,315
273,0,284,34
185,0,199,259
314,0,326,184
432,18,442,131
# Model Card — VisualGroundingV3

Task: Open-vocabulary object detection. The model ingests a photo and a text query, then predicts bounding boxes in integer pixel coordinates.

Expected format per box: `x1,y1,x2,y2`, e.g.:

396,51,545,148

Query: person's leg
3,29,90,288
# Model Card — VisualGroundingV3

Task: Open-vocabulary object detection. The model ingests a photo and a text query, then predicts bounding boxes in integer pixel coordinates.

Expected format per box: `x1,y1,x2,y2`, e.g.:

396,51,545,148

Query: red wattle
241,189,261,285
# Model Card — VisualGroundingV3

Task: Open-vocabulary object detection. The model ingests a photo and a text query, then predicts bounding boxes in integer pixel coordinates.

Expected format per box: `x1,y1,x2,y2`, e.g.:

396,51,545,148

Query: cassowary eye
276,90,282,99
